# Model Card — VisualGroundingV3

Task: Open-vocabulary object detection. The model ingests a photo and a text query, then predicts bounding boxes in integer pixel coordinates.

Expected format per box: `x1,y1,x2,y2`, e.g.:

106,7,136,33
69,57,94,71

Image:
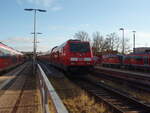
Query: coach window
62,47,65,54
135,56,142,61
125,56,130,60
0,49,3,57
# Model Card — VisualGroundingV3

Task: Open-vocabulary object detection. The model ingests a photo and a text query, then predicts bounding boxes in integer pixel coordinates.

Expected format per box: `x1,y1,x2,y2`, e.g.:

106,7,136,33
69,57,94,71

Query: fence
37,64,69,113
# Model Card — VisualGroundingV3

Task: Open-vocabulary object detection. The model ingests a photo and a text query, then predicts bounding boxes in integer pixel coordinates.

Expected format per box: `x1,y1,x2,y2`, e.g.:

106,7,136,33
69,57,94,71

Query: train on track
38,39,94,72
0,42,25,73
38,39,150,72
101,53,150,70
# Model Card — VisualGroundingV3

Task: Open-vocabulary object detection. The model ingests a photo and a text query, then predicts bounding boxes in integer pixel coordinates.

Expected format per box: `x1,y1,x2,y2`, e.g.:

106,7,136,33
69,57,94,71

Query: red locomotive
0,42,24,73
39,39,94,72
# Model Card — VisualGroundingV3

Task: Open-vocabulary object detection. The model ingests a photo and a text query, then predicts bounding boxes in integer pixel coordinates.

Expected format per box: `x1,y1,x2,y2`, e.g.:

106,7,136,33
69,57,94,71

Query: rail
37,64,69,113
93,68,150,92
74,77,150,113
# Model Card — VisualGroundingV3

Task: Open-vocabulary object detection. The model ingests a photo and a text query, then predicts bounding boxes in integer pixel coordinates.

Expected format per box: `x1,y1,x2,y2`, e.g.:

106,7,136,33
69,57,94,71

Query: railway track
93,68,150,92
95,67,150,81
72,77,150,113
39,61,150,113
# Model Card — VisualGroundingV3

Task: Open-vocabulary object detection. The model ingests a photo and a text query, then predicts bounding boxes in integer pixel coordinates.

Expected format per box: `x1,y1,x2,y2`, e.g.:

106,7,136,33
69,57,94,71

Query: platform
95,66,150,78
0,63,42,113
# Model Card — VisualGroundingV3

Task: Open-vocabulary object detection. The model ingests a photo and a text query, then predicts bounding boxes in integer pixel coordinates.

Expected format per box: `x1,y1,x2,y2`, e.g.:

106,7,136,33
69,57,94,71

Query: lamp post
24,8,46,74
132,31,136,53
119,28,125,54
31,32,42,56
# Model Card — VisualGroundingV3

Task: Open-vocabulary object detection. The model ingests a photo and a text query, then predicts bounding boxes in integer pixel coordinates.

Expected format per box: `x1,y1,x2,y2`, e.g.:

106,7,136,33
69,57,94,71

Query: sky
0,0,150,52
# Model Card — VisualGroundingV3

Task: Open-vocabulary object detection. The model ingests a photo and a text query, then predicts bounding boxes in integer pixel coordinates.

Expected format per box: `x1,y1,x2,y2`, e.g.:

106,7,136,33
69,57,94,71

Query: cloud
17,0,57,7
17,0,63,11
14,45,33,52
37,44,51,52
51,6,63,11
135,32,150,47
119,30,150,47
3,37,33,44
1,36,67,52
137,32,150,39
2,37,34,51
16,0,23,5
13,45,49,52
49,24,91,31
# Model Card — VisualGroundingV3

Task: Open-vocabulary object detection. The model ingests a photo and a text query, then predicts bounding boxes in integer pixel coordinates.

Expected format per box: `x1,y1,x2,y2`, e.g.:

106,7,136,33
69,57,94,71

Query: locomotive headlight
70,57,78,61
84,58,91,61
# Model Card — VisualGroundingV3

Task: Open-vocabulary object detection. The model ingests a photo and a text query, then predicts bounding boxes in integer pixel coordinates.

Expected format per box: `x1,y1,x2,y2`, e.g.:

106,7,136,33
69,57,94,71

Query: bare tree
73,31,130,54
92,32,108,54
74,31,90,41
106,32,120,52
106,33,130,54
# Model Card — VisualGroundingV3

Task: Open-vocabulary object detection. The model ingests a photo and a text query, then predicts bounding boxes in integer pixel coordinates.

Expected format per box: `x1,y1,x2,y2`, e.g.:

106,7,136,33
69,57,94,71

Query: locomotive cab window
70,43,90,52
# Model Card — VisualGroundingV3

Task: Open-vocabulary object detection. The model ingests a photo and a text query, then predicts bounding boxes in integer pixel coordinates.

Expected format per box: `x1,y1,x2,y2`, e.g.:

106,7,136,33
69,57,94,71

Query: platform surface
0,63,42,113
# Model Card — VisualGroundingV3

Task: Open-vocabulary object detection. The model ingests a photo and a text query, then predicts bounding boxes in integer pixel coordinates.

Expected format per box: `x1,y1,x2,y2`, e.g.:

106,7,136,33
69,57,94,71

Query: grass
47,71,111,113
63,92,108,113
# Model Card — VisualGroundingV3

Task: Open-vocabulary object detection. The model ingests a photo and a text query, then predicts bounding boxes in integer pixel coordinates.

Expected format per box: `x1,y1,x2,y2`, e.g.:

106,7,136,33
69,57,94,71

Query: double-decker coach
100,52,150,71
50,39,94,71
123,53,150,70
0,42,24,73
102,54,123,68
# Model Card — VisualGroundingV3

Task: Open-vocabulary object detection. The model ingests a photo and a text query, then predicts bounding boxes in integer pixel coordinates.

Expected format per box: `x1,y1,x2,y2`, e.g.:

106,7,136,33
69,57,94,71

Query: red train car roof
0,42,23,55
128,52,150,56
67,39,89,43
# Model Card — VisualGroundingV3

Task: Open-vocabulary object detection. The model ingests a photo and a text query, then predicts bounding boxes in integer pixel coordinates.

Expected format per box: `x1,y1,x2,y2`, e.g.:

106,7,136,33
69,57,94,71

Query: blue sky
0,0,150,52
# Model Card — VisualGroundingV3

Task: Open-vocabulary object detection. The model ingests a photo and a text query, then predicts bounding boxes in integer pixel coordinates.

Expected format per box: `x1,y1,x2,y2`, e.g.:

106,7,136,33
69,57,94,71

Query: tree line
74,31,130,55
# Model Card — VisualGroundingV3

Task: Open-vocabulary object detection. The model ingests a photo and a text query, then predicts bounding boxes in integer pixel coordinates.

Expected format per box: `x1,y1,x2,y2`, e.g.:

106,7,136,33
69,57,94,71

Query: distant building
135,47,150,53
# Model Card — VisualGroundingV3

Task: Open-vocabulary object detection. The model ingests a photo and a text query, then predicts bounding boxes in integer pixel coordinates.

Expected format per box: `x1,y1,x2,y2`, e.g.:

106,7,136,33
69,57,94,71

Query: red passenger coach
0,42,24,73
49,39,94,71
101,52,150,71
102,54,123,68
123,53,150,70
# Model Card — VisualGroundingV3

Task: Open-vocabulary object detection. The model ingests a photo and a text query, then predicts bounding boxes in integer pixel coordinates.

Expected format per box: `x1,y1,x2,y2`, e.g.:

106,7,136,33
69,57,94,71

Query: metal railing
37,64,69,113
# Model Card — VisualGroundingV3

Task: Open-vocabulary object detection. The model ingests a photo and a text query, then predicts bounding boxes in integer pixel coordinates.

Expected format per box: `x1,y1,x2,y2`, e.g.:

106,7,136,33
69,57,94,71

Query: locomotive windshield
70,43,90,52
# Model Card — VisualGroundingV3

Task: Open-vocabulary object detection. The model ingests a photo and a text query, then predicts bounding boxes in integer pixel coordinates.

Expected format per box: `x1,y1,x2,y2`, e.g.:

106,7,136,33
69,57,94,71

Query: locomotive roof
68,39,81,41
52,39,90,50
67,39,89,43
0,42,23,55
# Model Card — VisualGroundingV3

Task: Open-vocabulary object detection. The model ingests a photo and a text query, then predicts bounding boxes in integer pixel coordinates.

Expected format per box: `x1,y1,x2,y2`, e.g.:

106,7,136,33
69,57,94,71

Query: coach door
147,56,150,66
143,56,149,65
